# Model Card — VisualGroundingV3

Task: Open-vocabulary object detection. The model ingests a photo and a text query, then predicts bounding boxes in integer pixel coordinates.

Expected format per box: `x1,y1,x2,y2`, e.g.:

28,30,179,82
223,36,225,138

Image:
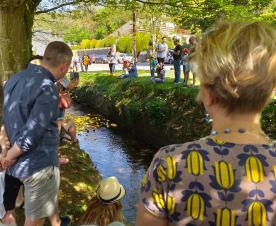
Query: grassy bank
58,143,101,224
73,71,276,147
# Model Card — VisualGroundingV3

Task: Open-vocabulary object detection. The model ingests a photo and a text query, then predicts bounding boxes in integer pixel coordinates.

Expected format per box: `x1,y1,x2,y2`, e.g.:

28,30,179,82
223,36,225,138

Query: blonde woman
81,177,126,226
136,22,276,226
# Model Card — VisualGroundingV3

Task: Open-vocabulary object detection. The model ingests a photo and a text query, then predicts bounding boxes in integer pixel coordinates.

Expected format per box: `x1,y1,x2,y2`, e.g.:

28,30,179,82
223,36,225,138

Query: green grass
73,71,276,143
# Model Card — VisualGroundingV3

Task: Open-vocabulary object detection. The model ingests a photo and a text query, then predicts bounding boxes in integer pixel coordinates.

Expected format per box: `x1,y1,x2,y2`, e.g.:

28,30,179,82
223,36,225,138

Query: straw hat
96,177,125,204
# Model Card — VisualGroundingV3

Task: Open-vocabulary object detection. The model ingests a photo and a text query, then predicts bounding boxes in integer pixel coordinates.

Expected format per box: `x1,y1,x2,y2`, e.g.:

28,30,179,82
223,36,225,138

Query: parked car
164,52,173,64
94,55,108,64
117,53,133,63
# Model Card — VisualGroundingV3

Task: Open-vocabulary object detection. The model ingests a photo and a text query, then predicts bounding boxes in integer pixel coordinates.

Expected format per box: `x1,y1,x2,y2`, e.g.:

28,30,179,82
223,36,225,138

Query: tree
0,0,98,120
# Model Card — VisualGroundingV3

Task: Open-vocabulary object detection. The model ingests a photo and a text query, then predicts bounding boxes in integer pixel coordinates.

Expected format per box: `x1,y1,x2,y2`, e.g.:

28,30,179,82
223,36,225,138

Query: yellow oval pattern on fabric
152,190,176,216
187,151,204,176
216,208,235,226
157,164,167,182
166,195,176,215
273,165,276,179
152,190,165,210
215,161,234,189
166,156,177,180
245,156,264,183
141,174,147,187
248,201,266,226
187,193,204,221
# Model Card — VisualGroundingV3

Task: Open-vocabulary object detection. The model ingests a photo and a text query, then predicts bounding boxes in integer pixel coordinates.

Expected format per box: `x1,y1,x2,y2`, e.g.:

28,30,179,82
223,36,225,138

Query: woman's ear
199,86,216,108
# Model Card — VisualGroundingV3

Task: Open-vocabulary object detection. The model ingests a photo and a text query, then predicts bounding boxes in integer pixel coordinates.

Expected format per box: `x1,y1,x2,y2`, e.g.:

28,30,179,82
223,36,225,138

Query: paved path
80,63,173,72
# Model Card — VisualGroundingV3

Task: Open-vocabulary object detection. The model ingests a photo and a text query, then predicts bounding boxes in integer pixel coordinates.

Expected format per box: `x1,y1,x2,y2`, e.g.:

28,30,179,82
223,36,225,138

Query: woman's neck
212,112,261,132
210,111,271,144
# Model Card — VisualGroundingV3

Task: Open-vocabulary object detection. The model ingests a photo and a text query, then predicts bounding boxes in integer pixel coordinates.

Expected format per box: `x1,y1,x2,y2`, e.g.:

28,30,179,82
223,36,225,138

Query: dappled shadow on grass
58,143,100,225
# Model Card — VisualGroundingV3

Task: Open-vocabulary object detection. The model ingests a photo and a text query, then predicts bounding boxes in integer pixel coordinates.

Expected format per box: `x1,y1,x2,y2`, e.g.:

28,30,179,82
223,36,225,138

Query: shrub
80,39,90,49
89,39,98,49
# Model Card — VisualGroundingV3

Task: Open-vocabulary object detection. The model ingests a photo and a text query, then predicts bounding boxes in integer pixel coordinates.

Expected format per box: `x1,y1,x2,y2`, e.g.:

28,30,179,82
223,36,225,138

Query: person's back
137,22,276,226
83,55,90,65
2,41,73,226
3,65,59,178
128,64,138,77
140,138,276,225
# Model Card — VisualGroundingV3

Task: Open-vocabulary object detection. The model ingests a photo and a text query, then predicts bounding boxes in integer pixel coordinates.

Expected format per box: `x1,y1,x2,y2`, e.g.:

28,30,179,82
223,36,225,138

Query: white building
32,31,63,55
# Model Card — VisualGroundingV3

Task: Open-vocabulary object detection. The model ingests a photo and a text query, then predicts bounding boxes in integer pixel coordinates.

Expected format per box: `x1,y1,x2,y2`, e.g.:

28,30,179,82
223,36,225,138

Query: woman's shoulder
155,138,210,158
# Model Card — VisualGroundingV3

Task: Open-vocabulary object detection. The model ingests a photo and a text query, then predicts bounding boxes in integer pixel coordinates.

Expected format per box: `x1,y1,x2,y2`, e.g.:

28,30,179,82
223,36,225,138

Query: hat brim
96,185,125,204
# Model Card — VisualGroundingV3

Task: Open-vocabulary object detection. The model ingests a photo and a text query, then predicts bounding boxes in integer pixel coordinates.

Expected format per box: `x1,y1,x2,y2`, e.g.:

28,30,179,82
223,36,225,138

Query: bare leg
2,210,17,225
68,126,77,142
49,211,61,226
192,73,196,86
184,71,189,85
24,218,44,226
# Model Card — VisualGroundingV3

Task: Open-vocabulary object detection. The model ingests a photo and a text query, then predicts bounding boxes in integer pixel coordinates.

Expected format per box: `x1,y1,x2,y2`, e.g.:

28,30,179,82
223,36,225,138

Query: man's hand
1,156,16,169
1,143,23,169
0,125,10,157
58,92,72,109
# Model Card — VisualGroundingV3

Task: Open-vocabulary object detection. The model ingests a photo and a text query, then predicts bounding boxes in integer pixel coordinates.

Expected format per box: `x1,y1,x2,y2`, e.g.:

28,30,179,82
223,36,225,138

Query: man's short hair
162,37,166,40
43,41,73,68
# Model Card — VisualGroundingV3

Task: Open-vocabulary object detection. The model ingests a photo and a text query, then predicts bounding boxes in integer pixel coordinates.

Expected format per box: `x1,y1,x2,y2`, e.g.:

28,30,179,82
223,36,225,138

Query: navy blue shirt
3,64,60,179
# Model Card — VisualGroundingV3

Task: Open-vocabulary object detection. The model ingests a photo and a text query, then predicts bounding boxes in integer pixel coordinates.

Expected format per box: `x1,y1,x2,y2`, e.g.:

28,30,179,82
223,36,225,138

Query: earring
204,113,210,124
204,113,213,124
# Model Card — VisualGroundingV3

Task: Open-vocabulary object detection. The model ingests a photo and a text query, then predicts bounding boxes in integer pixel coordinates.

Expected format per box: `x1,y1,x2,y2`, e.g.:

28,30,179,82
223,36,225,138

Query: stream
68,104,156,225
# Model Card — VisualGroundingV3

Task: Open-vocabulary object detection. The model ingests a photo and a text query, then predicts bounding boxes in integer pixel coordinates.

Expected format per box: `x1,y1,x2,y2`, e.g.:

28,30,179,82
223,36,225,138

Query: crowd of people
0,21,275,226
148,35,198,85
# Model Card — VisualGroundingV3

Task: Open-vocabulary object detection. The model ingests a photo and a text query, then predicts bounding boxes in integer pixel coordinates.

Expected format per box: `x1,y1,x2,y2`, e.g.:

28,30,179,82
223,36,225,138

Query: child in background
122,60,129,75
151,63,165,83
182,47,190,86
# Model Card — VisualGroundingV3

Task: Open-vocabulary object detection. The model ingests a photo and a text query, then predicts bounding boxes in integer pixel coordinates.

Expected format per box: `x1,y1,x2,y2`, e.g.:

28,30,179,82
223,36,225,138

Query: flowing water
68,105,156,225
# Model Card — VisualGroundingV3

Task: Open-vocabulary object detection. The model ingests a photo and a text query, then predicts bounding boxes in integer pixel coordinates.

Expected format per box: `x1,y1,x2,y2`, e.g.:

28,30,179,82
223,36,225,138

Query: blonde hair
80,197,124,226
195,21,276,113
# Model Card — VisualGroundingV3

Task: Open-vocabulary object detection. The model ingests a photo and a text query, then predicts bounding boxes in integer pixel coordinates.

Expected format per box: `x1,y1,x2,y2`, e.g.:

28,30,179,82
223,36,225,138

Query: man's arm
136,203,168,226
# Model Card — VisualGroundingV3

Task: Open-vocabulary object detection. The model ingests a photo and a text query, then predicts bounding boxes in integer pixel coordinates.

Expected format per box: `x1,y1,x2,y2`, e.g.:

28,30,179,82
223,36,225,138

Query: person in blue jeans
171,37,182,83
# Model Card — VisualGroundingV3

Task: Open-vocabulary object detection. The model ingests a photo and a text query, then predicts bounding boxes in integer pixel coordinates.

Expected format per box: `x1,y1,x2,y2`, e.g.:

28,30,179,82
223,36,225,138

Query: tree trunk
0,0,36,121
132,9,137,64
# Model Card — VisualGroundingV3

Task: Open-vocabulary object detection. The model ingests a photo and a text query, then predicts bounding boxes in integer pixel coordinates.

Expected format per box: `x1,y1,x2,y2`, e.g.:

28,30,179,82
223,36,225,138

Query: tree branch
135,0,199,8
35,1,79,14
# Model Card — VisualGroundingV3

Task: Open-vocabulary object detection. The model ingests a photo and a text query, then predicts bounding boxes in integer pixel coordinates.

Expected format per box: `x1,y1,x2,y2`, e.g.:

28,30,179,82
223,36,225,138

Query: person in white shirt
156,37,168,64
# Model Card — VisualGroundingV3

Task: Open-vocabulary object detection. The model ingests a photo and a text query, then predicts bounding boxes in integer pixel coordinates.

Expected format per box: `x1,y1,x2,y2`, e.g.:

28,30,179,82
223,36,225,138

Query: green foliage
95,39,104,48
102,36,116,47
63,27,91,43
170,0,276,31
95,26,106,39
117,35,132,53
136,32,151,53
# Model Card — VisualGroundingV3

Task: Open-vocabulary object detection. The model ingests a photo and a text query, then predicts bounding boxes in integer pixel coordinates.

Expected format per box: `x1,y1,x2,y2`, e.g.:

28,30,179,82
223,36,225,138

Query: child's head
81,177,125,226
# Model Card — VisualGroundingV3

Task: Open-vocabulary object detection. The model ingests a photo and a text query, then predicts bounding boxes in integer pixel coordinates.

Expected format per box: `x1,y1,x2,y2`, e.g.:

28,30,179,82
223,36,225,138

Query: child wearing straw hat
81,177,126,226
